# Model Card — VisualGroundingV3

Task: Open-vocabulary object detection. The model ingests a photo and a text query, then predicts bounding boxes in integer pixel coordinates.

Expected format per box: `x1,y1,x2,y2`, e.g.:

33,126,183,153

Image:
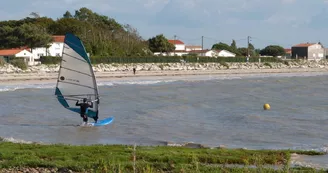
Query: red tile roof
292,43,316,47
0,48,28,56
168,40,184,45
52,35,65,42
284,48,291,53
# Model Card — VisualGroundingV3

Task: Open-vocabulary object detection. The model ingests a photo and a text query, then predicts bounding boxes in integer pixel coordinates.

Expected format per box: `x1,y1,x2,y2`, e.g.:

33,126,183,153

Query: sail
55,33,99,118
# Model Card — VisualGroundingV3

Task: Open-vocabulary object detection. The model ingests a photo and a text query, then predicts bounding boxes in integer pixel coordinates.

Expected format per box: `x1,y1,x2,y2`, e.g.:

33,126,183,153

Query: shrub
263,62,272,68
10,58,27,70
219,61,229,69
0,57,5,66
40,56,61,64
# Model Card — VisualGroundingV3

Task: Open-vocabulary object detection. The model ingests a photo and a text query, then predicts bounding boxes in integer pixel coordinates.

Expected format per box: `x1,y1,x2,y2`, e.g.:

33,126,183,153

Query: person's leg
93,112,98,123
83,114,88,123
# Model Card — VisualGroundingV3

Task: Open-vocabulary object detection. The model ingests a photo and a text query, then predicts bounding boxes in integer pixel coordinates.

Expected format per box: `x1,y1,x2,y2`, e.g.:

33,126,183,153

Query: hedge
39,56,61,64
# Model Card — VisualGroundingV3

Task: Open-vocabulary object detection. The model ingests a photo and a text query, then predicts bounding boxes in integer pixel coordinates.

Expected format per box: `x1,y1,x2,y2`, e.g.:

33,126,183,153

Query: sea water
0,72,327,152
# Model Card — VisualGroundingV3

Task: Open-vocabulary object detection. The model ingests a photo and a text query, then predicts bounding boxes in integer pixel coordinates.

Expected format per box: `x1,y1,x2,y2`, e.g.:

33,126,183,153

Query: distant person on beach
76,98,94,124
133,68,136,75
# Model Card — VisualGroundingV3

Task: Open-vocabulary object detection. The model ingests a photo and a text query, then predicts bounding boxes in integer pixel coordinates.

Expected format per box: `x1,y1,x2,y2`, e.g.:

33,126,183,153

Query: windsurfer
76,98,93,124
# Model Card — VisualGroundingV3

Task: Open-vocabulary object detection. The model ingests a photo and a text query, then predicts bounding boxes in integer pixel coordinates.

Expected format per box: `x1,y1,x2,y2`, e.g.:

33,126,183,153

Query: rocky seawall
0,60,327,74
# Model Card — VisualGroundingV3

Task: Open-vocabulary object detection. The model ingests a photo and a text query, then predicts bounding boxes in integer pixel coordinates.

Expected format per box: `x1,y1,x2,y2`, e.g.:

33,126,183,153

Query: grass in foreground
0,142,326,172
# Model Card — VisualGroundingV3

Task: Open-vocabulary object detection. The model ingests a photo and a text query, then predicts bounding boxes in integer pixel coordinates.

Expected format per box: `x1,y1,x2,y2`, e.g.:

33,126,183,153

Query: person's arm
76,100,80,106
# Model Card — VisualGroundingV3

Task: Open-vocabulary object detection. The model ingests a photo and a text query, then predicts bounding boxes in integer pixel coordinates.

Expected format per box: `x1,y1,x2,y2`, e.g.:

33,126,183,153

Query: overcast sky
1,0,327,49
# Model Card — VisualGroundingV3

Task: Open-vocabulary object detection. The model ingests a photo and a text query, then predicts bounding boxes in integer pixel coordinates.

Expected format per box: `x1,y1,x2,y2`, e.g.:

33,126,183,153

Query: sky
1,0,328,49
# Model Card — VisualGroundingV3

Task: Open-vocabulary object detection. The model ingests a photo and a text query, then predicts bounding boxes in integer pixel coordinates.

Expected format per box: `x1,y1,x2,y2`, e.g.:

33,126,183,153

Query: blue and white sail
55,33,99,118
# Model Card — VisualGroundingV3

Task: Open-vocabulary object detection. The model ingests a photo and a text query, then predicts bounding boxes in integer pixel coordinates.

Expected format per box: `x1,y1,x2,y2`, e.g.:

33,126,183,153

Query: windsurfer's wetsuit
76,99,93,123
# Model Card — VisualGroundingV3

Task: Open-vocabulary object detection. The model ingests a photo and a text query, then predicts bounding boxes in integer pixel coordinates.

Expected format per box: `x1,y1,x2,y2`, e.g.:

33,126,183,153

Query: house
185,45,202,51
31,35,65,60
154,50,188,56
284,48,292,59
291,42,325,60
0,48,35,66
324,48,328,59
189,49,236,57
217,50,236,57
168,39,185,51
188,49,218,57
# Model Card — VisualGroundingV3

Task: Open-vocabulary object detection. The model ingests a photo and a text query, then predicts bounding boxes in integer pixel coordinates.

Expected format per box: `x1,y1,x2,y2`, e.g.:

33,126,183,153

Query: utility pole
174,35,177,55
247,36,251,57
247,36,250,57
201,36,204,50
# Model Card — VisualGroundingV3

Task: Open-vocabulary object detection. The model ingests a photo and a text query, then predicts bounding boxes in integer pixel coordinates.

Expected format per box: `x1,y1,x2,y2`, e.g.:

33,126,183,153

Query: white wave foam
0,137,37,144
0,84,54,92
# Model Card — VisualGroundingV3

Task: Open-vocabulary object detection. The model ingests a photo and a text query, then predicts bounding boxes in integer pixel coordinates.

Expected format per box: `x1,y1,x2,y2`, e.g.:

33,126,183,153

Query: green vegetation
148,34,175,53
260,45,286,57
264,62,273,68
39,56,61,64
9,57,27,70
0,142,325,172
0,57,5,66
0,8,151,57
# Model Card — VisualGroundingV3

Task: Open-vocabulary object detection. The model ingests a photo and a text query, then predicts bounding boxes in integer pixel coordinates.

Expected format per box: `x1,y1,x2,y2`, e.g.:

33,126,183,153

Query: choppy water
0,72,327,153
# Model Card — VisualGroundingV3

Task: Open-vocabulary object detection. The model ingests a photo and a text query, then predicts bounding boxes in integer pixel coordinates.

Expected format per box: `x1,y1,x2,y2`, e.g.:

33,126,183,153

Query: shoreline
1,67,328,85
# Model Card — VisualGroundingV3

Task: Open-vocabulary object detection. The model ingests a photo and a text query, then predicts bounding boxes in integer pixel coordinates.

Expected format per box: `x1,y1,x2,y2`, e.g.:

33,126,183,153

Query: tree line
0,8,152,57
0,7,286,58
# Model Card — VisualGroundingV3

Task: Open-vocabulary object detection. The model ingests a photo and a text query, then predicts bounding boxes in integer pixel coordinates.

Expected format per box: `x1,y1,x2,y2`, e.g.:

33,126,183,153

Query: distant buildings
291,42,325,60
154,39,236,57
0,35,65,66
0,48,34,66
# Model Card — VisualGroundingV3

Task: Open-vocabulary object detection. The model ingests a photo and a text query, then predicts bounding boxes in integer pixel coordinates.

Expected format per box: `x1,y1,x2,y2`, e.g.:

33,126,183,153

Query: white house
189,49,219,57
154,51,189,56
0,48,36,66
185,45,202,51
168,39,185,51
216,50,236,57
31,35,65,60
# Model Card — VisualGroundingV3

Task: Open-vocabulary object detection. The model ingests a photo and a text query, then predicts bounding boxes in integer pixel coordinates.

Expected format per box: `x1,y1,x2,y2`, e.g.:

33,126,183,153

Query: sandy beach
1,67,328,85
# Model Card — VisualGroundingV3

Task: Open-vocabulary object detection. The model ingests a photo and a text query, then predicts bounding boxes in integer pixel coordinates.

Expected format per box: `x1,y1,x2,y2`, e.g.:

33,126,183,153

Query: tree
30,12,40,18
148,34,175,53
237,48,248,56
63,11,73,18
230,40,237,50
260,45,285,57
15,23,52,50
212,42,235,53
0,7,148,57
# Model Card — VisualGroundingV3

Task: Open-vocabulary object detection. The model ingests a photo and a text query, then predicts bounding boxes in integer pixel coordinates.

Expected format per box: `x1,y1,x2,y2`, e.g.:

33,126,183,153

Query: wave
1,72,327,92
0,137,43,144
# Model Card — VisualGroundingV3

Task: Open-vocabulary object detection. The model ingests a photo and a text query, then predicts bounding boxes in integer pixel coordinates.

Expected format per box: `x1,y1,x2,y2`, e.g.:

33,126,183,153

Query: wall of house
32,42,64,59
204,51,218,57
185,47,202,51
16,50,33,58
291,47,308,59
31,47,47,59
48,42,64,57
174,44,185,51
15,50,38,66
218,50,235,57
307,44,325,60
